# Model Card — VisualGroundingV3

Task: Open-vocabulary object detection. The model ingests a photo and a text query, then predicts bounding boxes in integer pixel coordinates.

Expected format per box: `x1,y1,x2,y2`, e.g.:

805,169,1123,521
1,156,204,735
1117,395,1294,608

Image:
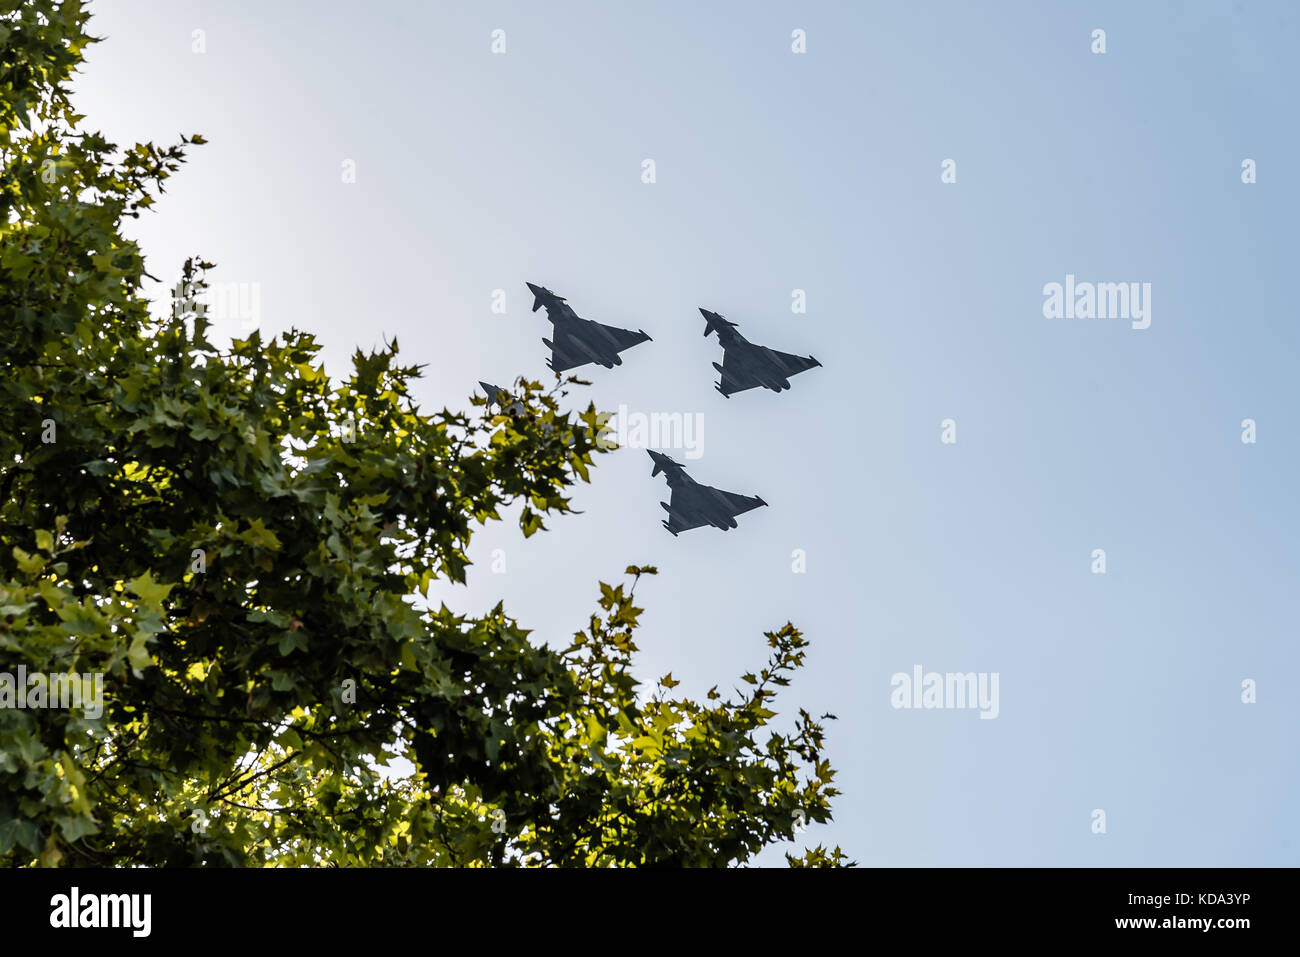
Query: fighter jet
478,381,526,416
527,282,652,373
648,450,767,536
700,308,821,397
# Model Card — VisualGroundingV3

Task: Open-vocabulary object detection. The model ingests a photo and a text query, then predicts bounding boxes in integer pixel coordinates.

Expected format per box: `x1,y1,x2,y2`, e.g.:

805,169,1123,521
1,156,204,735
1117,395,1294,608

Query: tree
0,0,849,867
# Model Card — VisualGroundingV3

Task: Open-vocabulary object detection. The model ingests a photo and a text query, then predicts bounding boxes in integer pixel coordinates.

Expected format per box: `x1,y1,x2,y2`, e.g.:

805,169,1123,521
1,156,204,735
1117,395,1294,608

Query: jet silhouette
478,381,526,416
648,450,767,536
700,308,821,397
527,282,652,373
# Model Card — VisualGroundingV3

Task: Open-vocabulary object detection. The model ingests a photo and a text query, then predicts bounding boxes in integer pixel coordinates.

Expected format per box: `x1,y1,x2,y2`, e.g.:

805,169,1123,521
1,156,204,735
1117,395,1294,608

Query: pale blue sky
75,0,1298,865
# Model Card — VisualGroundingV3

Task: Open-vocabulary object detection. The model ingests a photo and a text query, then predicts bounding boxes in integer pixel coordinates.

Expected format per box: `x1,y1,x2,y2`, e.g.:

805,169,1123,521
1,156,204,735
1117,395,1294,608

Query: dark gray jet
478,381,526,416
648,450,767,536
700,308,821,397
527,282,652,373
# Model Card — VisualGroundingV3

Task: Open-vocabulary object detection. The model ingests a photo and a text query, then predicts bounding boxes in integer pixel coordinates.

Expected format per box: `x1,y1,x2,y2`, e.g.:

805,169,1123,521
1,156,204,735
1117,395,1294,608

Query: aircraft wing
583,316,651,352
716,346,763,396
709,486,767,517
548,318,650,372
546,325,592,373
663,510,708,535
767,348,821,376
664,488,708,534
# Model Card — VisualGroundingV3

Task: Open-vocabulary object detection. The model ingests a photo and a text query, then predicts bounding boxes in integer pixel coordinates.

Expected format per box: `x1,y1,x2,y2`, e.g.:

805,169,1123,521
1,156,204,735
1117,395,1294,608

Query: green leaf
127,570,172,605
12,547,44,575
57,815,100,843
126,634,154,671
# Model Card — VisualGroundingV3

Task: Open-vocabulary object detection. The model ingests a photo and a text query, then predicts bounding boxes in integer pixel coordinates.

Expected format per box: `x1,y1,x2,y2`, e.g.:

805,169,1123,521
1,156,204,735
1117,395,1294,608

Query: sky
71,0,1298,866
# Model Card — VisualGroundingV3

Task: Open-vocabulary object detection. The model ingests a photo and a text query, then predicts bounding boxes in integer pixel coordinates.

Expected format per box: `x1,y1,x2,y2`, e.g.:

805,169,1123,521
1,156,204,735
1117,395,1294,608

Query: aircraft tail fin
527,282,554,313
700,308,736,338
649,450,682,477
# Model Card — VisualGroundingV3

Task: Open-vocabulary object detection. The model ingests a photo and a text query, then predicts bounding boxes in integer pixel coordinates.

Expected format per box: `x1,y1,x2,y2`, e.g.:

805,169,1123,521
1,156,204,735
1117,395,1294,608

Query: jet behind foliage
527,282,652,373
700,308,821,397
648,450,767,536
478,381,526,416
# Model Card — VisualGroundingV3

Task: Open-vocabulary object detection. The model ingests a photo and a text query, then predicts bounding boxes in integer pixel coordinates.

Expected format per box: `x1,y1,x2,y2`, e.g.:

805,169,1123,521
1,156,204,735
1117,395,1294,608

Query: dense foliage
0,0,848,866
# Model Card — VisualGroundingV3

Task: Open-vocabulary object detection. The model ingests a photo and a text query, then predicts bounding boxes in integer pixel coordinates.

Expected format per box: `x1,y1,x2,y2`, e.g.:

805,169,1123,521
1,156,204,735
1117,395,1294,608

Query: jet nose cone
526,282,543,294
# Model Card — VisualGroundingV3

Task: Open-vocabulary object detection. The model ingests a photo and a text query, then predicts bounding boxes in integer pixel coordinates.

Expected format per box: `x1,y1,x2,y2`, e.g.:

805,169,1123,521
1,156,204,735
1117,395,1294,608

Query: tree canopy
0,0,848,867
